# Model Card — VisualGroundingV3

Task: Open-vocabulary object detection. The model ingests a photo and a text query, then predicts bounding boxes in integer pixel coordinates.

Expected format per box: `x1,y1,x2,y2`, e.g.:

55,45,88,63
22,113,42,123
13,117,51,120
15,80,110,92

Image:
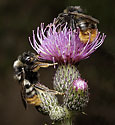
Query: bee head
13,51,35,81
18,51,37,65
13,59,24,81
13,52,39,83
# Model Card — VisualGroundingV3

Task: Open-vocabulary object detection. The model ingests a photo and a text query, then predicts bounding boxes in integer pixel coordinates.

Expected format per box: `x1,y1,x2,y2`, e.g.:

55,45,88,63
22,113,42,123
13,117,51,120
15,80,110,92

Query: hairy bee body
13,52,41,108
55,6,99,43
13,51,59,109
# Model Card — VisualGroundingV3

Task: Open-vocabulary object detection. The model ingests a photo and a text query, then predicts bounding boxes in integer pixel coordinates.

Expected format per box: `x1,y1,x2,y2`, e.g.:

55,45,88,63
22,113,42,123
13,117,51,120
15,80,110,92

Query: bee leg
70,17,76,30
32,62,58,72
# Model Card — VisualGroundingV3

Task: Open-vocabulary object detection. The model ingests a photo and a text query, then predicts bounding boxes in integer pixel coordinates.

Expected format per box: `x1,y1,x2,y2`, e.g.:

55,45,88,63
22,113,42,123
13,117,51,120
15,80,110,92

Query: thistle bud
53,64,80,93
64,78,89,111
36,86,68,121
49,106,68,121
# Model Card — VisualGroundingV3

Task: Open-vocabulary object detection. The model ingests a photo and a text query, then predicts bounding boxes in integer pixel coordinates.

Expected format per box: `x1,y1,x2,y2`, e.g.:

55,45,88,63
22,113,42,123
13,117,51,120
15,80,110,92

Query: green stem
61,117,72,125
53,116,72,125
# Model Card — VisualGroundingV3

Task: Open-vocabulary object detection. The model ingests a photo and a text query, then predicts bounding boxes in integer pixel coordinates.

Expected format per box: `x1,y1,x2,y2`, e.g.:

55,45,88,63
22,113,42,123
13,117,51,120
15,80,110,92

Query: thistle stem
54,112,73,125
62,117,72,125
54,117,72,125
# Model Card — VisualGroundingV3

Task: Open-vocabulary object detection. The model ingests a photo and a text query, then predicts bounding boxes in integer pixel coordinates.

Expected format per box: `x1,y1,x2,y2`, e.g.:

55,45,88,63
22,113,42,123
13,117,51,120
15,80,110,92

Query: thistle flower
73,78,88,92
28,15,106,123
63,78,89,111
29,20,106,64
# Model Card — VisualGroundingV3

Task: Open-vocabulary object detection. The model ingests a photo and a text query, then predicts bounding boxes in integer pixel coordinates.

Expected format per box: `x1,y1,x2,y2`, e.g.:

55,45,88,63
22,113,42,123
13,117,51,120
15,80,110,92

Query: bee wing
34,83,49,91
71,12,99,24
34,83,64,95
20,90,27,109
20,81,28,109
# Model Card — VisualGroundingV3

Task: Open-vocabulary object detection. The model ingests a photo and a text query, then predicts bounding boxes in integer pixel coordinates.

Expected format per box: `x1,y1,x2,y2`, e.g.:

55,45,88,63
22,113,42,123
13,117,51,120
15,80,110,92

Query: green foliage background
0,0,115,124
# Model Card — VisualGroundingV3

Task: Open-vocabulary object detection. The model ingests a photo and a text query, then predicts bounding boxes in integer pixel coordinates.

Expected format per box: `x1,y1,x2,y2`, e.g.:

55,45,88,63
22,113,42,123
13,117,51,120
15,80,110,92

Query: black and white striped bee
13,51,61,109
55,6,99,43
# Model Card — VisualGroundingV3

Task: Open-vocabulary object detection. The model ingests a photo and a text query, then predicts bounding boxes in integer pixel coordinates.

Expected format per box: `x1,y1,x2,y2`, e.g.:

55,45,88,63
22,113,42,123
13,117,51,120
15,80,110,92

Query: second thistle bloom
29,20,105,64
73,78,88,92
64,78,89,111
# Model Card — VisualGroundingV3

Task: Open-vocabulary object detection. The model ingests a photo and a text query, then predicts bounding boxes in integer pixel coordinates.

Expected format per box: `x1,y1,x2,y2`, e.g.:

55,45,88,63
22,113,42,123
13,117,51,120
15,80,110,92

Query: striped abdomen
23,79,41,106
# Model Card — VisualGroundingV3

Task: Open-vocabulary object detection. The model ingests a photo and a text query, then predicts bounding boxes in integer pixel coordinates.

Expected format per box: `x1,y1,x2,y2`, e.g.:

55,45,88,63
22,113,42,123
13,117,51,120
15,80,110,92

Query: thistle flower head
73,78,88,91
29,20,106,64
64,77,89,111
53,64,80,93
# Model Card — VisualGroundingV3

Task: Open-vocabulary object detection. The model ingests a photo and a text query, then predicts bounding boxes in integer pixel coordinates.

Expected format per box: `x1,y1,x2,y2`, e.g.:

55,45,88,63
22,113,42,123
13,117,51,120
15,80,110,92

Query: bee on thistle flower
55,6,99,43
13,6,106,122
13,52,62,105
29,20,105,64
13,51,67,120
29,6,106,113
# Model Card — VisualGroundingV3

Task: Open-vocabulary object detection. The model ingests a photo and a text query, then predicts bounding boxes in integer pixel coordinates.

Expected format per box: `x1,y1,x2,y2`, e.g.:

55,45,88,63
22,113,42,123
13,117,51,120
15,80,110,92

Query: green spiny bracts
35,86,68,121
53,64,80,93
63,78,89,111
36,90,58,114
49,106,68,121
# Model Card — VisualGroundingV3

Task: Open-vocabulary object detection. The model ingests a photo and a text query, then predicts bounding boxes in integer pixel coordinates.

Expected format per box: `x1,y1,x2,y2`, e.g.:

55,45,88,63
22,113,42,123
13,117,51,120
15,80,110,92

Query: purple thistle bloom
29,20,106,64
73,78,88,91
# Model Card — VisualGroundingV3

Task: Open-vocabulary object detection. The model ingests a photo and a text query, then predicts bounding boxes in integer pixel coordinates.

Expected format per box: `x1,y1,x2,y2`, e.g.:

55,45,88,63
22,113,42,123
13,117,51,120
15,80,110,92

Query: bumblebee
55,6,99,43
13,51,61,109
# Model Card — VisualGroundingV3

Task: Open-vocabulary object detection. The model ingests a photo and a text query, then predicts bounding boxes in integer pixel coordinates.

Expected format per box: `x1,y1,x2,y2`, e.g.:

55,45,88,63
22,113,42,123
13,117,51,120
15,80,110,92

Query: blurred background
0,0,115,124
